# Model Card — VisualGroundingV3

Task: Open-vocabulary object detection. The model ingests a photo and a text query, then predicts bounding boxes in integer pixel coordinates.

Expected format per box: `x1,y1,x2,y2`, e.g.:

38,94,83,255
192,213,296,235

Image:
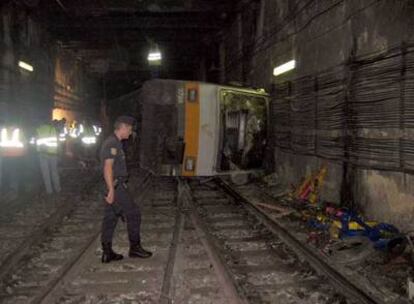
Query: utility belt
114,177,128,190
103,177,129,222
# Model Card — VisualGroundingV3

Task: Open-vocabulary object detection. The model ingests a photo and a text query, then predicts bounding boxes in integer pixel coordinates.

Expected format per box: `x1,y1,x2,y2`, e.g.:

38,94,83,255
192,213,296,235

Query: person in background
79,119,98,167
23,119,41,194
0,122,27,200
35,119,61,195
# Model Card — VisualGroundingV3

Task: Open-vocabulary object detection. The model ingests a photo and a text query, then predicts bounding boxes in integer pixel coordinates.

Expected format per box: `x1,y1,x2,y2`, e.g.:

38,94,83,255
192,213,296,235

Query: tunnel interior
1,0,414,303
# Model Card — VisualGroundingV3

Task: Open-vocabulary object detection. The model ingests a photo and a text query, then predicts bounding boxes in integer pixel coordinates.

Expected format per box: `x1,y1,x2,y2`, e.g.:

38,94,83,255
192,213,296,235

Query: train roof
145,79,269,96
110,79,269,103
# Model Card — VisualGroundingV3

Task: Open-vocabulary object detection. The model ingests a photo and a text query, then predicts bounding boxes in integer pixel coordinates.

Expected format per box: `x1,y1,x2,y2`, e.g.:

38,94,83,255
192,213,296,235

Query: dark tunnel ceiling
38,0,240,97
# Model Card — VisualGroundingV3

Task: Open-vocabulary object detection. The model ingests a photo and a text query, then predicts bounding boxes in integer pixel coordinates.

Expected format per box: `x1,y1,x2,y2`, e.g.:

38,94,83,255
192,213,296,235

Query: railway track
0,171,152,304
158,177,381,304
27,175,176,304
0,170,101,283
181,178,361,304
0,174,390,303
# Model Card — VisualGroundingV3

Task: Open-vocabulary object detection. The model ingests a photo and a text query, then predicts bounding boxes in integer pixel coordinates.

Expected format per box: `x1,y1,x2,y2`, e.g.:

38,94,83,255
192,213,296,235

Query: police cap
115,115,136,126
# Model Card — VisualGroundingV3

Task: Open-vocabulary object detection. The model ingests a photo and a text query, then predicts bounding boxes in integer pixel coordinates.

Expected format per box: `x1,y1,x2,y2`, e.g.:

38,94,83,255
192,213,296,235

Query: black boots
101,242,124,263
129,243,153,258
101,242,152,262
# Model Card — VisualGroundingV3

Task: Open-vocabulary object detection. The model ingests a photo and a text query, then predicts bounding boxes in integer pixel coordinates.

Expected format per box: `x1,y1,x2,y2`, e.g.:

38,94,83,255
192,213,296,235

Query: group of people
0,117,102,199
0,114,152,263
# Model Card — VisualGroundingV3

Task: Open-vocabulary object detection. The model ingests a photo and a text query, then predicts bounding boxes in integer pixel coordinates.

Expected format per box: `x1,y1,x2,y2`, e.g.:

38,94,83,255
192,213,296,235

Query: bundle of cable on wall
403,48,414,128
348,137,401,170
289,76,316,130
349,49,402,129
271,82,291,129
272,67,347,157
290,132,315,154
271,100,290,128
315,135,345,161
316,67,346,130
271,42,414,174
274,130,291,150
401,139,414,171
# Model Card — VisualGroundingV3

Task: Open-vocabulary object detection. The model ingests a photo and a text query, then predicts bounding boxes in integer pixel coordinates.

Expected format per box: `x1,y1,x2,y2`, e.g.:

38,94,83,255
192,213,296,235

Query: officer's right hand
105,189,115,204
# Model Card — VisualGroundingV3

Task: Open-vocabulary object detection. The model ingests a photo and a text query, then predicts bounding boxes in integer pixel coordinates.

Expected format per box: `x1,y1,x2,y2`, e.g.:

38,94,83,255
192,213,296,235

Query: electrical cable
272,42,414,174
224,0,382,73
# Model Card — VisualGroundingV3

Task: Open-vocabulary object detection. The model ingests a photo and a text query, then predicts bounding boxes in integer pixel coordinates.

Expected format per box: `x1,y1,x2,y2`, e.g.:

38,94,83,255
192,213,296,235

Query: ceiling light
147,43,162,66
273,60,295,76
148,52,162,61
18,61,34,72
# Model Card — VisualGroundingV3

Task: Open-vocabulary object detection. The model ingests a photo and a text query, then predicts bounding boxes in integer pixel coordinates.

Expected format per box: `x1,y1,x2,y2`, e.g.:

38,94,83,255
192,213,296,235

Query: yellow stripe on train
182,82,200,176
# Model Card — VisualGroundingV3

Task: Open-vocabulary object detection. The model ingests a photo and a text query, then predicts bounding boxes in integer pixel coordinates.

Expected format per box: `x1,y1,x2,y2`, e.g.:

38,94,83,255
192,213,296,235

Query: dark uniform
100,134,141,246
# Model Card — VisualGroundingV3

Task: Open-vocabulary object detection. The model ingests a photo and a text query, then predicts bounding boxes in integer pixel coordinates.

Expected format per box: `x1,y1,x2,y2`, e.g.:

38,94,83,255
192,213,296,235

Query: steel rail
182,179,250,304
159,178,183,304
215,177,389,304
0,174,101,283
33,172,153,304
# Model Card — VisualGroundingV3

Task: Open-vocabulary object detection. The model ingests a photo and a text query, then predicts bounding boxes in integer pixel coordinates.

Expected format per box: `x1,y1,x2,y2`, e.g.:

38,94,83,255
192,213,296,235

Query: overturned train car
126,79,269,176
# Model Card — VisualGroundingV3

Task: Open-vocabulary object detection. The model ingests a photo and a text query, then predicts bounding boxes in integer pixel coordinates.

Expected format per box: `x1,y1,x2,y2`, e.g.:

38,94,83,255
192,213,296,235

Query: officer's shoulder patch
110,148,117,156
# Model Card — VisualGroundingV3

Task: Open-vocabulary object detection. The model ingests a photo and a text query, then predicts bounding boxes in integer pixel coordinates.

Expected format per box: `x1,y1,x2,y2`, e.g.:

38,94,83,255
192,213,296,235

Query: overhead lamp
273,60,295,76
148,52,162,61
147,44,162,66
18,61,34,72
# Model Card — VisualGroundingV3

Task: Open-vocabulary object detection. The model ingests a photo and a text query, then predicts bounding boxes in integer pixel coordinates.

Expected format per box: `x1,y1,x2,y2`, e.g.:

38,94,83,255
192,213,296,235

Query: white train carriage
136,79,269,176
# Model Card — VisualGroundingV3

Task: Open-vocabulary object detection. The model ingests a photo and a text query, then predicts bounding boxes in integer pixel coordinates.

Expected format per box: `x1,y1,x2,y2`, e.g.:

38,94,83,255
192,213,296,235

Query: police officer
100,115,152,263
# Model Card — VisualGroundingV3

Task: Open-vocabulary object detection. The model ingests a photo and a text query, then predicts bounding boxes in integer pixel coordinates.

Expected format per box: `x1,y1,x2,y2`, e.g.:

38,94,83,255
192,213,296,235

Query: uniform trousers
101,184,141,245
39,153,61,194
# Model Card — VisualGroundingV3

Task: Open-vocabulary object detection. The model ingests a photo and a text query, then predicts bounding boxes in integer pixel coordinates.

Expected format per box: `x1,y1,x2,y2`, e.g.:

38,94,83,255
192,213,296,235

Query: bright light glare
81,136,97,145
148,52,162,61
18,61,34,72
273,60,295,76
36,137,58,147
0,128,24,148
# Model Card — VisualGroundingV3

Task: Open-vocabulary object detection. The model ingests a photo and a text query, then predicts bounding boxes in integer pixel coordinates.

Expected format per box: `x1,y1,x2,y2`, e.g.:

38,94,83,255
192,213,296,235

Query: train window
218,90,267,171
187,89,198,102
184,156,196,171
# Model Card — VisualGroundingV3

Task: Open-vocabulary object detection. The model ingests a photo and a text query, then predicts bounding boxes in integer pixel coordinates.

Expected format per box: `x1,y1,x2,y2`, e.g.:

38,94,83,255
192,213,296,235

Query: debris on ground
232,166,414,302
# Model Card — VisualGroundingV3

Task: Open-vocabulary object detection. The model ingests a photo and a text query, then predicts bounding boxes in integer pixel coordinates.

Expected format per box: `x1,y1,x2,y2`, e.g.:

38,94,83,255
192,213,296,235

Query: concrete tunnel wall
0,3,96,125
222,0,414,231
